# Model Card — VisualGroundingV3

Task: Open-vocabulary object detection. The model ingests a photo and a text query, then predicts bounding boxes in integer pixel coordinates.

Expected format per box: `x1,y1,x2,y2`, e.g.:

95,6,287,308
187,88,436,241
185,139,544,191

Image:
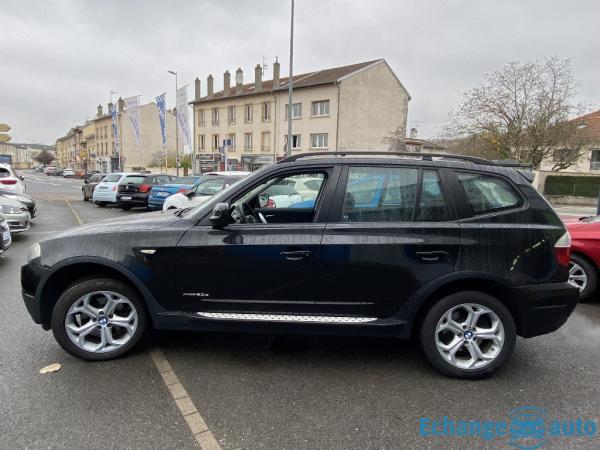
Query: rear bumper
116,193,149,206
515,282,579,338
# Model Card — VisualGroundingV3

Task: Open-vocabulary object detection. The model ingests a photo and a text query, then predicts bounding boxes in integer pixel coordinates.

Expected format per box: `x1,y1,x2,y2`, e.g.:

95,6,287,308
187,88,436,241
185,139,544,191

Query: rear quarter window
457,172,522,215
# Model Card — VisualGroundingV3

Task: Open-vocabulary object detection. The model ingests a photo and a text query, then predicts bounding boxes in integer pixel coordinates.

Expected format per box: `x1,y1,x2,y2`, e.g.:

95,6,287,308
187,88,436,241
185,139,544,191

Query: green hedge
545,175,600,198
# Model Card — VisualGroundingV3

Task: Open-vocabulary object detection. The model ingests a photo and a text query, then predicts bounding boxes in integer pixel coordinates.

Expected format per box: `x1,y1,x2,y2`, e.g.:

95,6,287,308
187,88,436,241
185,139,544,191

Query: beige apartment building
56,99,178,173
190,59,410,171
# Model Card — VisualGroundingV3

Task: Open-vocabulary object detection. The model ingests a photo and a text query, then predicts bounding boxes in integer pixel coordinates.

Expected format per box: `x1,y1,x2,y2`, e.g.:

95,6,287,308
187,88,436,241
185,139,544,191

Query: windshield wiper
174,207,192,217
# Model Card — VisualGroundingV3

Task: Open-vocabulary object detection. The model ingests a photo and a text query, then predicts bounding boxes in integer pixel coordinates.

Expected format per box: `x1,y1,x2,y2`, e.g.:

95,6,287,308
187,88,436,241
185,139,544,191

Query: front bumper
3,212,30,233
515,282,579,338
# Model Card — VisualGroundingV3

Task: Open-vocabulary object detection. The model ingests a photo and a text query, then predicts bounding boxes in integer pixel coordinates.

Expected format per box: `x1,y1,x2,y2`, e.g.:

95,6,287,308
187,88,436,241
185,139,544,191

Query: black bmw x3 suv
21,152,579,378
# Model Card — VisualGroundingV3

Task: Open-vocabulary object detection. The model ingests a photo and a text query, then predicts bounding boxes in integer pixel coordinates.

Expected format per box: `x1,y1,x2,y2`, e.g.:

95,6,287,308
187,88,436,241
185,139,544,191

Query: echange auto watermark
418,406,597,449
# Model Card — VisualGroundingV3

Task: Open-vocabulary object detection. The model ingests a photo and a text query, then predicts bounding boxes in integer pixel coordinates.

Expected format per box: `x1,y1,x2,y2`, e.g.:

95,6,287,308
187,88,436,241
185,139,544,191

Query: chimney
194,77,201,100
108,102,114,114
255,64,262,90
273,57,280,88
410,128,418,139
118,97,125,112
96,104,103,117
207,74,214,97
235,67,243,89
223,71,231,96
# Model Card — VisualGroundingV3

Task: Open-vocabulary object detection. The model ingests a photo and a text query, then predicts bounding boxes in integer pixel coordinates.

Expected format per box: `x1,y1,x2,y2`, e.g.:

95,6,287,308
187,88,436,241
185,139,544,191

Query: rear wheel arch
410,278,523,337
39,262,153,328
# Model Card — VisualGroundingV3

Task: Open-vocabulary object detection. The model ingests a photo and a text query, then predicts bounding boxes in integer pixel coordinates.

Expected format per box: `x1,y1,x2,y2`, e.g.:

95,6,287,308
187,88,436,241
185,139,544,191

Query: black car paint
22,157,579,340
116,174,177,208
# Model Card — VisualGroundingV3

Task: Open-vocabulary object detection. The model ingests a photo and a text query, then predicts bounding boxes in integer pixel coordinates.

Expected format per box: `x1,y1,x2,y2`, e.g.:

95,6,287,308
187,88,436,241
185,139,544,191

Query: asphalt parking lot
1,171,600,449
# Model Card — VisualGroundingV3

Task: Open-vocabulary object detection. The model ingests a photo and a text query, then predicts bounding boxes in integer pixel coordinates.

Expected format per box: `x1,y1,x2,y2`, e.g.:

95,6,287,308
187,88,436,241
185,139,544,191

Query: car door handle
416,250,449,262
280,250,311,261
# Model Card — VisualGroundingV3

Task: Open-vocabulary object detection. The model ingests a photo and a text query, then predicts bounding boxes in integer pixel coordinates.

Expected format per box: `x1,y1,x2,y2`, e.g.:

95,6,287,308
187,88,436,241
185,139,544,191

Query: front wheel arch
38,262,154,329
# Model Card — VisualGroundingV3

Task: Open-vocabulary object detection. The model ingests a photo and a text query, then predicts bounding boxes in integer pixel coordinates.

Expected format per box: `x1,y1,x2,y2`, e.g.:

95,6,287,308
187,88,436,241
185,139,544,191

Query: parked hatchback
116,173,177,210
0,163,26,194
21,152,579,379
92,172,141,207
82,173,106,201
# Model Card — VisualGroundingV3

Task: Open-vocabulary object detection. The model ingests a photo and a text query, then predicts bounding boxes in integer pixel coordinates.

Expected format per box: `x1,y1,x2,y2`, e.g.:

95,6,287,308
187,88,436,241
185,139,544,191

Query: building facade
190,59,410,172
56,99,178,173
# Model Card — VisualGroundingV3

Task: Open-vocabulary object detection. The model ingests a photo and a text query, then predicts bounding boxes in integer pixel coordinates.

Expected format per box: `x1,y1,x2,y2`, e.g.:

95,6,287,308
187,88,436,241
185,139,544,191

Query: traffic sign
0,124,10,133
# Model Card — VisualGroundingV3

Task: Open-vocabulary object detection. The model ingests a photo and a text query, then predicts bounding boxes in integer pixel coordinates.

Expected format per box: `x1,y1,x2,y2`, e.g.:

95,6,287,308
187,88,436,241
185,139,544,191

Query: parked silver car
0,217,11,254
0,195,30,233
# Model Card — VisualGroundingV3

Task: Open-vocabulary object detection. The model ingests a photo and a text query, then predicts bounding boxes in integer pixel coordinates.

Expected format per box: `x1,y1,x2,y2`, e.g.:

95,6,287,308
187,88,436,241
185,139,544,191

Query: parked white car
62,168,75,178
92,172,141,207
0,163,26,194
0,195,30,233
163,174,246,210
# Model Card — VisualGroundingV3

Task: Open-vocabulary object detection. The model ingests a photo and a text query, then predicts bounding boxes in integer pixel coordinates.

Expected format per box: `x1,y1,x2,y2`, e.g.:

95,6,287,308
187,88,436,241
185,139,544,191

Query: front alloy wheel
52,278,147,360
420,291,516,379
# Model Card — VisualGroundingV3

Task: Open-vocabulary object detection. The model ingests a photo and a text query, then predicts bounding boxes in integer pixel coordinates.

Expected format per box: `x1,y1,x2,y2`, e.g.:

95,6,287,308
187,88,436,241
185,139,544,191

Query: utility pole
168,70,180,176
286,0,295,158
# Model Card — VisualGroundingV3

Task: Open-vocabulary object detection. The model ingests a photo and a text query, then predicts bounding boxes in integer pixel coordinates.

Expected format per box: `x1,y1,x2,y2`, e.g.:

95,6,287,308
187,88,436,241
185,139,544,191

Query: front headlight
27,242,41,261
1,205,21,214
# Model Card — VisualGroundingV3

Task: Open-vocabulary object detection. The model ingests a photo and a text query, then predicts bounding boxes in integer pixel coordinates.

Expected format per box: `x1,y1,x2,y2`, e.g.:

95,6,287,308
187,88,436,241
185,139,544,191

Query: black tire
96,202,107,208
570,254,598,301
51,278,148,361
420,291,516,379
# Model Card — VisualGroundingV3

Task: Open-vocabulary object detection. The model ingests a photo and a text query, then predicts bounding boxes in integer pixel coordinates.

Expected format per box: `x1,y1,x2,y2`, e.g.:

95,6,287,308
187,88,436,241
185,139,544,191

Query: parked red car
565,216,600,300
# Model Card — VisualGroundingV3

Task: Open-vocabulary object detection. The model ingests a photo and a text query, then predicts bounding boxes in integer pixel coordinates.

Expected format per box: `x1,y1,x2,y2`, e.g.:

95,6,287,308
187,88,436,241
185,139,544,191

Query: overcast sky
0,0,598,144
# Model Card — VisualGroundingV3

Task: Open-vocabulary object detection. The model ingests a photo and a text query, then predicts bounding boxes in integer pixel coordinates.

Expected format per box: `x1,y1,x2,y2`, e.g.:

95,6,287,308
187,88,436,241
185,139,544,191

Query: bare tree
383,127,406,151
33,149,55,166
447,57,587,170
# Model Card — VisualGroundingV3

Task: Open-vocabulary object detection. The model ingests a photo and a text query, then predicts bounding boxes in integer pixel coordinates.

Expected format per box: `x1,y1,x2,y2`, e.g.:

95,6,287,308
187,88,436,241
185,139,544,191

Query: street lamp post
168,70,179,177
286,0,295,158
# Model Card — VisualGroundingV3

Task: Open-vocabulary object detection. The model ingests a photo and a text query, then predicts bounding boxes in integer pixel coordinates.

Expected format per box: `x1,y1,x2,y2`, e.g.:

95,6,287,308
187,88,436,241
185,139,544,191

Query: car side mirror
185,189,195,199
19,176,24,181
210,202,230,229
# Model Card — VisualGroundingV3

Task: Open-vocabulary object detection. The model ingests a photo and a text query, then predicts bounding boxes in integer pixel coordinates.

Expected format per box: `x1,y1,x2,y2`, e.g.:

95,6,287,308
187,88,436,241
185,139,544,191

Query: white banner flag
176,86,191,152
124,96,142,147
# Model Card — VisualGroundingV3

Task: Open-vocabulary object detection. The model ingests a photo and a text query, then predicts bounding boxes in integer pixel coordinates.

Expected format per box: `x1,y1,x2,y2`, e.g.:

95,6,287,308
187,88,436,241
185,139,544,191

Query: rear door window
342,166,418,222
457,172,522,215
415,170,451,221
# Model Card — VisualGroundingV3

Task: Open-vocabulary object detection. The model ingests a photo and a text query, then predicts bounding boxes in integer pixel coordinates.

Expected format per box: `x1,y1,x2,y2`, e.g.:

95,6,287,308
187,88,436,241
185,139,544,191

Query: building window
244,133,253,151
228,106,236,124
262,102,271,121
199,110,206,126
104,126,107,138
245,104,253,123
199,135,205,150
212,108,219,126
212,134,219,151
590,149,600,171
284,134,301,151
226,133,236,150
311,100,330,116
285,103,302,120
261,132,271,151
310,133,328,149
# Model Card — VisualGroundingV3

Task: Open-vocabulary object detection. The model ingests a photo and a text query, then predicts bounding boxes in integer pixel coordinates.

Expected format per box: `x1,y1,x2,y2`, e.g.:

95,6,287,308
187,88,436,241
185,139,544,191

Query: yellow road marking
64,199,84,225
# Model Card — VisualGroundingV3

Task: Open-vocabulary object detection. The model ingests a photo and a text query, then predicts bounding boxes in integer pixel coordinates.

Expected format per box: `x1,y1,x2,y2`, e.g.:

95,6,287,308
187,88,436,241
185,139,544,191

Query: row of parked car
83,171,250,211
0,162,37,255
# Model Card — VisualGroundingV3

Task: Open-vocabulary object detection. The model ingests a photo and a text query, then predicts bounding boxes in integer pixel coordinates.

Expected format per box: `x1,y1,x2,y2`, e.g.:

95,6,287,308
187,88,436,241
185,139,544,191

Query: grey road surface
1,171,599,449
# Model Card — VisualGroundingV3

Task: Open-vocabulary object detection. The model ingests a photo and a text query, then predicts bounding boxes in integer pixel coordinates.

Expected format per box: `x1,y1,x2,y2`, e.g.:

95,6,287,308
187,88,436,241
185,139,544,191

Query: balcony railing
590,161,600,171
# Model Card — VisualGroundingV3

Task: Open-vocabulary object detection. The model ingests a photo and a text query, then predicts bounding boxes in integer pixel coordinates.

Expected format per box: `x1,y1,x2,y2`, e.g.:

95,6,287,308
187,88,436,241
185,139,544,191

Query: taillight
554,231,571,267
0,180,17,185
267,199,276,208
176,188,187,194
139,184,151,193
112,185,117,191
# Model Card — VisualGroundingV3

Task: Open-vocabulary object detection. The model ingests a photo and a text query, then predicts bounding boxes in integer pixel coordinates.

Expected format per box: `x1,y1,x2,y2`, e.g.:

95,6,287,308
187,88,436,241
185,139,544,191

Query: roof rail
277,151,497,166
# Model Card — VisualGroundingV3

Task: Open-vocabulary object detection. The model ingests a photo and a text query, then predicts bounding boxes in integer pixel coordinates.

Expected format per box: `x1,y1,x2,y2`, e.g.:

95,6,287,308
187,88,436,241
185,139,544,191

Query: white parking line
150,348,222,450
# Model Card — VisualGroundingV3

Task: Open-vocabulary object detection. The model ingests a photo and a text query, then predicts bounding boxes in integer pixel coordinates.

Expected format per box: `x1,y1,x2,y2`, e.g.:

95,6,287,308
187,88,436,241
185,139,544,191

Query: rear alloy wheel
420,291,516,379
51,278,147,360
569,254,597,301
